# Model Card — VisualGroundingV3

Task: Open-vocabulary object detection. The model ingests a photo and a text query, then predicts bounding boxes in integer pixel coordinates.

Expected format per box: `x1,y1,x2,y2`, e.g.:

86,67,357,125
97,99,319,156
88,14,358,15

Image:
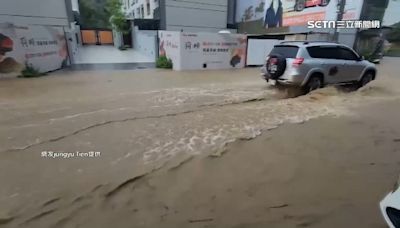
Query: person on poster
0,33,23,74
264,0,283,28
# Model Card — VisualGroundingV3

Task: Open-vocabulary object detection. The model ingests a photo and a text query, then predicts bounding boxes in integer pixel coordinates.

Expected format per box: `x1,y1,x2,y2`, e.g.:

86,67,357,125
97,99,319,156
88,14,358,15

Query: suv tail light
292,58,304,66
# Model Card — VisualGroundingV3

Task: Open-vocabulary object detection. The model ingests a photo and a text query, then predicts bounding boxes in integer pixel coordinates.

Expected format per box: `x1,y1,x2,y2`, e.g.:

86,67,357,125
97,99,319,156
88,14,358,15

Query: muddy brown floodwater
1,58,400,227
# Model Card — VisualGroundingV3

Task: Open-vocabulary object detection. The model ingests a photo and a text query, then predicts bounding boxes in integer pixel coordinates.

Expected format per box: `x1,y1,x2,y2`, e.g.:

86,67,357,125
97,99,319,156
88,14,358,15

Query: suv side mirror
359,56,365,61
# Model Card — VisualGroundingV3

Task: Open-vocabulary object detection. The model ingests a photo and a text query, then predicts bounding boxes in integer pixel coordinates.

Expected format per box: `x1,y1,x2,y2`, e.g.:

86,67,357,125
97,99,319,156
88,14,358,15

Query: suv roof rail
279,40,339,45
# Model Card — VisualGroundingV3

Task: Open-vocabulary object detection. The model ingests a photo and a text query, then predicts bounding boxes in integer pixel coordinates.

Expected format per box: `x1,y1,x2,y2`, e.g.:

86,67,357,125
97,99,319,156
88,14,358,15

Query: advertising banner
0,23,24,76
180,33,247,70
159,31,247,71
0,23,68,77
158,31,182,70
236,0,364,31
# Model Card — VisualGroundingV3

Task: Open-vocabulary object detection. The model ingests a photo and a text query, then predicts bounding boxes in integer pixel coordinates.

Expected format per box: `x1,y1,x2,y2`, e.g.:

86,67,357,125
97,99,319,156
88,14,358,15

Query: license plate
269,80,277,86
268,65,278,73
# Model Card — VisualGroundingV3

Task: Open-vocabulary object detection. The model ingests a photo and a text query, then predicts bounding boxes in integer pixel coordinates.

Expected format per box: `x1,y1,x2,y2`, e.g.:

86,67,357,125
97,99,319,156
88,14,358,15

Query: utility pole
333,0,346,42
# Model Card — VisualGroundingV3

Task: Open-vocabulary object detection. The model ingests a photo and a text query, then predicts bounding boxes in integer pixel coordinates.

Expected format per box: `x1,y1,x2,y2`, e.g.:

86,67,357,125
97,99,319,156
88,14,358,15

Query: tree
106,0,130,34
79,0,99,28
388,22,400,42
79,0,111,29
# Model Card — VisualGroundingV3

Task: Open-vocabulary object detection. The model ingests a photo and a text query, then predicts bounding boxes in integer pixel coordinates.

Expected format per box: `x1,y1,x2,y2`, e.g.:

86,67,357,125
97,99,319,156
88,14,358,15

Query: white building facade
122,0,160,19
163,0,229,32
121,0,235,33
0,0,70,27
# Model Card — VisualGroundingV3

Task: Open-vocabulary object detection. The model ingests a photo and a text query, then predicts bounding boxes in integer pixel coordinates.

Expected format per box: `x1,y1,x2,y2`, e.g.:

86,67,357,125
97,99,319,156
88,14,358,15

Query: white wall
159,31,247,71
0,0,69,27
165,0,228,32
306,33,331,41
133,28,157,59
0,23,69,77
158,31,182,70
65,23,81,64
338,29,358,48
246,39,280,66
113,30,123,48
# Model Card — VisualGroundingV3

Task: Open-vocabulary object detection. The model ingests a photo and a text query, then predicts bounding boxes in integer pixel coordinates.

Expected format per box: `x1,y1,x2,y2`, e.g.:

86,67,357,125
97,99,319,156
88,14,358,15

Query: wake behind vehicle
261,41,377,93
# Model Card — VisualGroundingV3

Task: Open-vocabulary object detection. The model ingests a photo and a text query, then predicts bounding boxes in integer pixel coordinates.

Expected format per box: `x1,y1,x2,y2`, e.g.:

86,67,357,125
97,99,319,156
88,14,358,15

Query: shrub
118,45,129,51
19,64,44,78
156,56,173,69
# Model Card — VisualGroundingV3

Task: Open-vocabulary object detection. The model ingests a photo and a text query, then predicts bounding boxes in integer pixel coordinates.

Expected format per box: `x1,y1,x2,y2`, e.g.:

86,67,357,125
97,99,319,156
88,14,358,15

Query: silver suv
261,41,377,93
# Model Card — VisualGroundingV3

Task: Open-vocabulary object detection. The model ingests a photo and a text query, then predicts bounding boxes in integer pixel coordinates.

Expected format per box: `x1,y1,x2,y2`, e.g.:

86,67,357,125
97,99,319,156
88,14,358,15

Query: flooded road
1,58,400,227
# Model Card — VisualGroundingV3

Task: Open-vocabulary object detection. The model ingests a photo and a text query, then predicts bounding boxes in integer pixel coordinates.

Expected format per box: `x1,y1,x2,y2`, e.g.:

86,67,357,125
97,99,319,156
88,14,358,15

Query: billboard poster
180,33,247,70
158,31,247,71
0,23,68,77
237,0,364,32
158,31,182,70
16,25,68,73
0,23,24,75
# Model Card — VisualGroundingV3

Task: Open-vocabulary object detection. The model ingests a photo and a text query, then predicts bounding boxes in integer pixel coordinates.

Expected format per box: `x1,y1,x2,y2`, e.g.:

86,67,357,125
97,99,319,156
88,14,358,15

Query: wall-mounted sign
236,0,364,33
0,23,68,77
159,31,247,71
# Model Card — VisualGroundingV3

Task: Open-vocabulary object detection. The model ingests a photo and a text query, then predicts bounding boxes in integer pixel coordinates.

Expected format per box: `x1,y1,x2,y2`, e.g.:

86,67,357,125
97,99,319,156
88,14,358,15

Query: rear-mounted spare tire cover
266,54,286,79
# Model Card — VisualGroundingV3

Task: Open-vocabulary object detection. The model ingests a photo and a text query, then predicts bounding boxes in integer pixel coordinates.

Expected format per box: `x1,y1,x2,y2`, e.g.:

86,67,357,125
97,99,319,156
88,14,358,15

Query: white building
122,0,160,19
121,0,235,33
162,0,229,32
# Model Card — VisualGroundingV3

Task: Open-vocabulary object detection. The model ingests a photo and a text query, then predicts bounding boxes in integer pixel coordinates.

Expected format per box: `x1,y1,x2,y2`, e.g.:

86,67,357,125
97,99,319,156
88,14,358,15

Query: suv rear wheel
304,76,323,93
358,72,373,88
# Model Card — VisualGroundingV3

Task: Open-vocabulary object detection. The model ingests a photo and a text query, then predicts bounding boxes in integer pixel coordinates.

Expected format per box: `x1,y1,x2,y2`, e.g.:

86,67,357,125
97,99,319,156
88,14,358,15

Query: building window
136,8,140,18
146,0,151,15
140,4,144,18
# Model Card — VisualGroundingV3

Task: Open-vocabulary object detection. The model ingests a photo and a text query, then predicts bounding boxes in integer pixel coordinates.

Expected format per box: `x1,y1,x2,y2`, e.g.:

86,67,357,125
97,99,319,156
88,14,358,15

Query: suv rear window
307,46,340,59
307,46,360,60
338,48,359,60
270,45,299,58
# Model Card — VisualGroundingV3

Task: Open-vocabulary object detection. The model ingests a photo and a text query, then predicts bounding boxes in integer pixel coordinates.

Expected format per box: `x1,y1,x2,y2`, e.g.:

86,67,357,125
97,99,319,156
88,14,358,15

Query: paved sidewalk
67,62,155,71
72,45,155,64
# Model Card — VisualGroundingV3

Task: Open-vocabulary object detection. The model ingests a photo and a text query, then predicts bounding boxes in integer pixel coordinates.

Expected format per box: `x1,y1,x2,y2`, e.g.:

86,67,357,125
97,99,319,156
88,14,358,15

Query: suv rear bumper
261,66,305,86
